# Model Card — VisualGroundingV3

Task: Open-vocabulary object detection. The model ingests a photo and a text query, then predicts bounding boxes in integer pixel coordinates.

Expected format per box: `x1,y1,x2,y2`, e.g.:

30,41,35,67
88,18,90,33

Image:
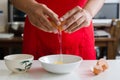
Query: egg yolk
54,61,64,64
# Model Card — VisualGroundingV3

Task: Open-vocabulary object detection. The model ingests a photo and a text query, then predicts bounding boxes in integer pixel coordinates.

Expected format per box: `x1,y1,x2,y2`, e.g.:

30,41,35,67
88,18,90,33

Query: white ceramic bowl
4,54,34,73
39,54,82,74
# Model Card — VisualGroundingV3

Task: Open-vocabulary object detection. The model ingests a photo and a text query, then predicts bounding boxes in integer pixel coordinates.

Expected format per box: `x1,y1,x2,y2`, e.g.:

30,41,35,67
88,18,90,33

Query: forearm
10,0,38,13
84,0,105,18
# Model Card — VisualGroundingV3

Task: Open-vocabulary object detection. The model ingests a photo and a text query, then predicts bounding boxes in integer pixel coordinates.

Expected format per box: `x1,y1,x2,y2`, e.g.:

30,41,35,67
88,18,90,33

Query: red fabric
23,0,96,60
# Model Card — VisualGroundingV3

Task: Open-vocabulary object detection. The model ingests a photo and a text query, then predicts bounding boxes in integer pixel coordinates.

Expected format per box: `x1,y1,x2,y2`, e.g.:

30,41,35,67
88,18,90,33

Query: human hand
60,6,92,33
27,3,60,33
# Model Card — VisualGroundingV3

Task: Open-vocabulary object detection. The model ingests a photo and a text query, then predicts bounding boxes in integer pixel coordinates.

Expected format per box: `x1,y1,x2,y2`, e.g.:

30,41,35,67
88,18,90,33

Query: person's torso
24,0,95,58
36,0,88,17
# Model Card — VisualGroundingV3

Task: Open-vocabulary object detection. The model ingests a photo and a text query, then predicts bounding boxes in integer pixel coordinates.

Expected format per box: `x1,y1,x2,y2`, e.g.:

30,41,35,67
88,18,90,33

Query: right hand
60,6,92,34
26,2,60,33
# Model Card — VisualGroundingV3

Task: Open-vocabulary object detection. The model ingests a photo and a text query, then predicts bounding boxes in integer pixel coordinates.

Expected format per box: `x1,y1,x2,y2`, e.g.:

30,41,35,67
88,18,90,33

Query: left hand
60,6,92,33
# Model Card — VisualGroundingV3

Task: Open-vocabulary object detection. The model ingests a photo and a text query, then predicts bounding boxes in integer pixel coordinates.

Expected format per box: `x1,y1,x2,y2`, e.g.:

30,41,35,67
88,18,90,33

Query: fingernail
57,21,61,25
65,30,71,34
53,29,58,34
60,17,64,21
49,31,52,33
68,32,72,34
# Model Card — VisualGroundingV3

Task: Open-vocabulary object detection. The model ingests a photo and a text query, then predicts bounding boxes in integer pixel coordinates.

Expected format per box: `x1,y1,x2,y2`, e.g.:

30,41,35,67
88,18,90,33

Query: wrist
25,0,39,14
83,8,93,18
83,9,93,20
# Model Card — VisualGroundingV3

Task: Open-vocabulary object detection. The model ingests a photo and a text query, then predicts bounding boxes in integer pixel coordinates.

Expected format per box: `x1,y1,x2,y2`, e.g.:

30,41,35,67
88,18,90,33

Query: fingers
63,11,83,30
71,21,87,33
60,6,92,34
60,6,82,21
28,3,92,34
29,16,52,33
43,4,61,25
37,22,51,33
65,15,85,33
70,19,90,33
40,4,60,33
27,3,60,33
65,20,91,34
39,15,58,33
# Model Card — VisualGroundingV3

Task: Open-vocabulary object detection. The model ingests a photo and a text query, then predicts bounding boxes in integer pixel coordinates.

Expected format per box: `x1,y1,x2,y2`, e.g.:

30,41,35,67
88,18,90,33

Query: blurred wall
0,0,8,32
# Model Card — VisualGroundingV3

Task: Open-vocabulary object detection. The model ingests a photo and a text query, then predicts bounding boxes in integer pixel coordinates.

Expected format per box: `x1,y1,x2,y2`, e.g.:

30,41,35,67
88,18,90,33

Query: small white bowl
4,54,34,73
39,54,82,74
